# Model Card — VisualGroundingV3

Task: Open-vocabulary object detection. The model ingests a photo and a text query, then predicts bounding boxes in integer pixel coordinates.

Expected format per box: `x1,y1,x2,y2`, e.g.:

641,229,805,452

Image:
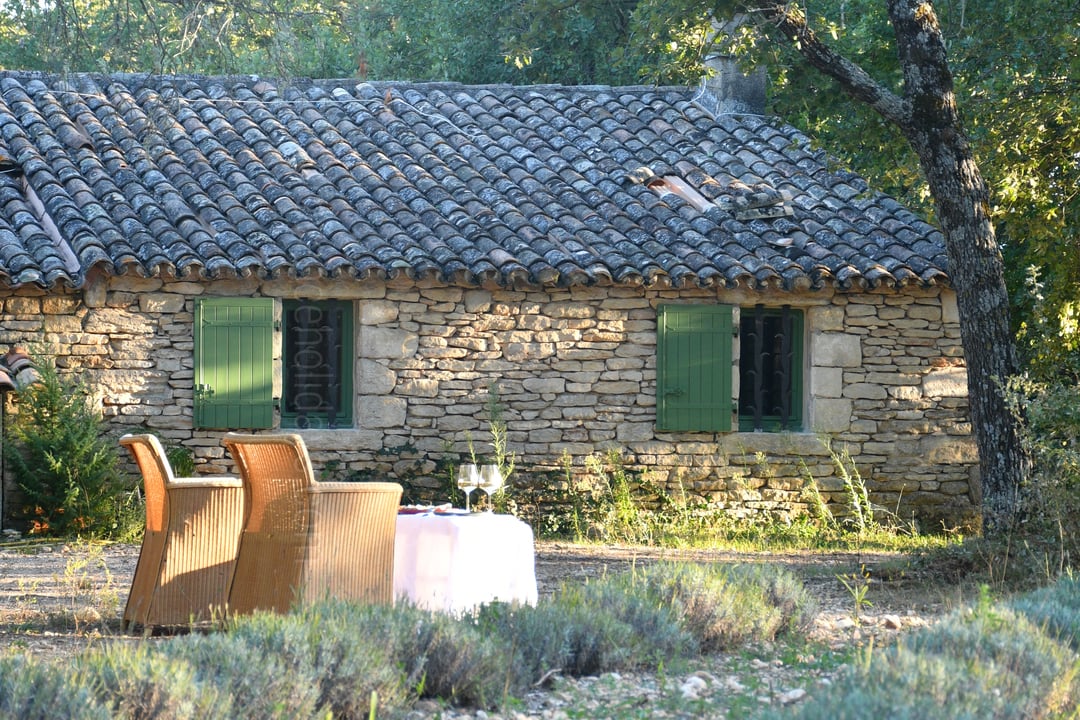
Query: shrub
0,654,111,720
223,604,493,715
180,602,509,713
1001,372,1080,573
264,601,416,714
539,577,692,674
983,274,1080,580
1007,575,1080,651
4,358,136,538
478,595,655,682
479,561,813,687
76,643,223,720
779,580,1080,720
779,648,1044,720
620,562,815,653
164,443,196,477
164,626,323,719
372,602,511,708
900,606,1079,716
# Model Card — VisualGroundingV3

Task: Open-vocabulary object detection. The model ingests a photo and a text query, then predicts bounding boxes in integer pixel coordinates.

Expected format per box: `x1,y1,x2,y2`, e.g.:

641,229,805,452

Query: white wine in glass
457,463,480,511
478,464,504,511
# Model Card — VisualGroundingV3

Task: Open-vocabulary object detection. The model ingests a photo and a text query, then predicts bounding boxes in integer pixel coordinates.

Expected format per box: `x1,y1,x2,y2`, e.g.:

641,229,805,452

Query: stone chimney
696,16,767,115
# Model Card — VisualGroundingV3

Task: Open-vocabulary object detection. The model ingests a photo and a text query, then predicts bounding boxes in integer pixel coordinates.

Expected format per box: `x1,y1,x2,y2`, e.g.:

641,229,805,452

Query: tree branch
739,1,910,126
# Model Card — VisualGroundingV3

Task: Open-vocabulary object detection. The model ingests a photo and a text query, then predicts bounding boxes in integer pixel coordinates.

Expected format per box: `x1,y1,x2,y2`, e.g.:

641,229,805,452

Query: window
282,299,353,429
738,305,803,431
656,304,803,433
193,297,354,430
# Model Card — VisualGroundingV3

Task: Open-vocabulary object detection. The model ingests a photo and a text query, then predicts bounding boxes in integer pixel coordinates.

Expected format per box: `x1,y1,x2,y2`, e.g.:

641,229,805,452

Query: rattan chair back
120,434,244,630
223,433,402,615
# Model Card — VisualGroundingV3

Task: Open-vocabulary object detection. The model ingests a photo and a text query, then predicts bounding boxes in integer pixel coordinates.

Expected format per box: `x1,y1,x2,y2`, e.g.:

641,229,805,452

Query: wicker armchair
120,434,245,630
222,433,403,615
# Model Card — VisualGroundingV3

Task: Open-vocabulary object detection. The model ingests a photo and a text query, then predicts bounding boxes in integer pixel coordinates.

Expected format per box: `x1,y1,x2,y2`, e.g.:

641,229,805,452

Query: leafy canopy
0,0,1076,372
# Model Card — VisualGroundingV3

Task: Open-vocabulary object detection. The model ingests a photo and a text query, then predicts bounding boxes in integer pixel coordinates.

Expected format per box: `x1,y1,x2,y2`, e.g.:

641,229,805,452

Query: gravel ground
0,540,955,718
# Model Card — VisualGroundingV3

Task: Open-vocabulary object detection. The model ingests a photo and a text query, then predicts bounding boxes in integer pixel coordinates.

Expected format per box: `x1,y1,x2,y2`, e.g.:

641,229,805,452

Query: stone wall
0,274,978,528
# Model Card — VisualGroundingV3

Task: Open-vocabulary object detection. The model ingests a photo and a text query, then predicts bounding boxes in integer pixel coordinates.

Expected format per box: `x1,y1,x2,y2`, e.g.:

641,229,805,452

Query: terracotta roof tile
0,72,949,290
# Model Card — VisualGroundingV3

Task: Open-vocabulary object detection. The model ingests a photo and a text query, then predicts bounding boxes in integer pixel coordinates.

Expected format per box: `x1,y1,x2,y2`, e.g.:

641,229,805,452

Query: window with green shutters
193,298,355,430
656,304,804,433
194,298,275,429
657,304,735,431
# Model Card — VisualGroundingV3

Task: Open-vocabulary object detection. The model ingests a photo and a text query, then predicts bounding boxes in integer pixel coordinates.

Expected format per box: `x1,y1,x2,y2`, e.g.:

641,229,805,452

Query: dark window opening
739,305,803,431
283,299,353,429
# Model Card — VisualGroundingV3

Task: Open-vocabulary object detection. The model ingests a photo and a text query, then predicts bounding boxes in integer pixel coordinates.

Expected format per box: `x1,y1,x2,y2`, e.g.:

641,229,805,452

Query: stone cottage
0,70,977,528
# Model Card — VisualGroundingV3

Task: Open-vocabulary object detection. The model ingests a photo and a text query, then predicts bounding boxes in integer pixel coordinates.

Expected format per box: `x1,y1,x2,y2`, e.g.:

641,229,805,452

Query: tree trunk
745,0,1030,535
885,1,1029,535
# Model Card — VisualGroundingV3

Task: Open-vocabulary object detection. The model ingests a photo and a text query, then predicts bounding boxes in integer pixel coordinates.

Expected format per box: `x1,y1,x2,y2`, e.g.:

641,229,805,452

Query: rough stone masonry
0,273,977,529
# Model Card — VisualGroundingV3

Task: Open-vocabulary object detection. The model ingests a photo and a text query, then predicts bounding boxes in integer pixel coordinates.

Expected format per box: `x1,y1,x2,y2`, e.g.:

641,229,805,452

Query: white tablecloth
393,512,539,614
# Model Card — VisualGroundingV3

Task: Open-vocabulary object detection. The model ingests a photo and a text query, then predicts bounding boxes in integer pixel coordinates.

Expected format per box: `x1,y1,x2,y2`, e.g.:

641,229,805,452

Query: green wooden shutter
656,304,734,432
194,298,274,429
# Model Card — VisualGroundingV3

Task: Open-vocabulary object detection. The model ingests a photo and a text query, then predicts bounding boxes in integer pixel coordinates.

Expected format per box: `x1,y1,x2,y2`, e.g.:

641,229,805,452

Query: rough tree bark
738,0,1029,535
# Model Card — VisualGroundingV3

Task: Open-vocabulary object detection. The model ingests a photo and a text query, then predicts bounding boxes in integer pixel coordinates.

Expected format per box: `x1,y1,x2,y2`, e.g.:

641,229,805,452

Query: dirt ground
0,539,960,662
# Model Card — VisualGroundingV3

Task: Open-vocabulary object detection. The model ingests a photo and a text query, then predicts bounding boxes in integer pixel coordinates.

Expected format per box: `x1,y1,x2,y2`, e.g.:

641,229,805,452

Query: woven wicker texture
120,434,244,630
223,433,402,615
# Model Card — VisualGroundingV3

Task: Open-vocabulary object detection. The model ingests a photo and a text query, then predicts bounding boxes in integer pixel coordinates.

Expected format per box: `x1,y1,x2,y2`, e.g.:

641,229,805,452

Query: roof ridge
0,69,694,97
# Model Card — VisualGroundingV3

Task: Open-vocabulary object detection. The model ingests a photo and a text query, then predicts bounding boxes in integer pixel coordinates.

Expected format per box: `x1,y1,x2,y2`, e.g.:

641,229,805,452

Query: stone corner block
812,332,862,368
810,398,854,434
923,367,968,398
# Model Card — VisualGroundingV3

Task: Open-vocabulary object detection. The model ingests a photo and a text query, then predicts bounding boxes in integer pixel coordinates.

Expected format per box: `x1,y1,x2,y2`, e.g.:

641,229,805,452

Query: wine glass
456,463,480,511
478,464,504,511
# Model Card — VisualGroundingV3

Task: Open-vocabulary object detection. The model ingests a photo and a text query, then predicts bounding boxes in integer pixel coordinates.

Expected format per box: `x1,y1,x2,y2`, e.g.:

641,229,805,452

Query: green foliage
811,437,914,539
161,631,321,719
492,0,648,84
532,442,930,554
630,0,1080,364
483,384,515,487
347,0,511,82
1007,575,1080,651
776,576,1080,719
480,383,516,514
4,359,135,539
5,567,1079,717
0,1,1075,370
831,441,874,533
980,271,1080,581
1001,370,1080,571
581,449,653,543
76,643,225,719
555,449,655,544
0,654,111,720
164,444,195,478
836,565,873,624
479,560,812,688
770,1,1080,350
628,0,737,84
1015,266,1080,381
0,0,360,77
0,0,648,85
625,562,815,653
